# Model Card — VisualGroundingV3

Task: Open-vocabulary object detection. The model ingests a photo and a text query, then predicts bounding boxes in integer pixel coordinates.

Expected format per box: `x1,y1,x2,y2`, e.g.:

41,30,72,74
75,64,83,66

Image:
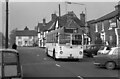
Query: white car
94,47,120,70
97,46,111,55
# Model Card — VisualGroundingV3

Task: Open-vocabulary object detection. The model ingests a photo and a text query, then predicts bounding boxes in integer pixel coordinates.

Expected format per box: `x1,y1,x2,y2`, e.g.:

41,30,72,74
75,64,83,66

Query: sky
0,0,119,35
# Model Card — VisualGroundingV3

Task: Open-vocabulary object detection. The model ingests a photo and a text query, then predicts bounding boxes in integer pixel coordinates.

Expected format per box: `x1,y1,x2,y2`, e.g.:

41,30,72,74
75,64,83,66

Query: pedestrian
12,43,17,50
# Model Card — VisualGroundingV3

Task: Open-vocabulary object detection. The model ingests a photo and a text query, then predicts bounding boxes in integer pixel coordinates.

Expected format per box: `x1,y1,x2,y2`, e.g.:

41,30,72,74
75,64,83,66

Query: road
17,47,119,79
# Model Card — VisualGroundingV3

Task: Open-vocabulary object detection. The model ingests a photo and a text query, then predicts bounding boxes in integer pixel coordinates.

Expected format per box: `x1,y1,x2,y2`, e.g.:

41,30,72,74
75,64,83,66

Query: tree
0,32,5,47
9,28,17,46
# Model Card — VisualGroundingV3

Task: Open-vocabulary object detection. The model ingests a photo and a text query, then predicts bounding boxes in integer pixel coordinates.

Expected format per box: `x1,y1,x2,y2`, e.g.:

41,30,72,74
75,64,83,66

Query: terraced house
89,2,120,47
16,26,37,47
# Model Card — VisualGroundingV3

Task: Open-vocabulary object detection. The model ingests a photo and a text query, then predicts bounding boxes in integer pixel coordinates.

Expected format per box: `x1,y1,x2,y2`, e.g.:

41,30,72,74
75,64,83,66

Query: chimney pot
80,12,85,26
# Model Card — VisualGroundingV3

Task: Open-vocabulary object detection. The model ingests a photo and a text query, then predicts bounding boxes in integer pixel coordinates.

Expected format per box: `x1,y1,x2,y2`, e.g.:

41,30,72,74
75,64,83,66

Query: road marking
55,64,61,67
44,58,47,60
77,76,84,79
37,54,39,56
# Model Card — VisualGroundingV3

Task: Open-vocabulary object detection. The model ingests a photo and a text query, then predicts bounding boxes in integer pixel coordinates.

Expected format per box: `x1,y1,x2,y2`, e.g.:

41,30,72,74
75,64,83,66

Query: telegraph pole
58,4,61,28
5,0,9,48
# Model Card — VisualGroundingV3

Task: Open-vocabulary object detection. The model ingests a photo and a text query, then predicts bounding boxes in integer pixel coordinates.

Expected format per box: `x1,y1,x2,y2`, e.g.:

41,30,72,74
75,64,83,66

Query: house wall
16,36,36,46
89,19,117,46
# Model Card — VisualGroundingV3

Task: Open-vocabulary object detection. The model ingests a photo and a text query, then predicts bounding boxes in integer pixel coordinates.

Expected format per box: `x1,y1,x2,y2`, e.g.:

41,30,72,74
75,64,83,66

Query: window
18,36,21,39
3,52,17,63
18,41,22,46
72,35,82,45
29,36,32,39
101,22,104,32
106,47,111,50
59,34,70,44
95,24,98,32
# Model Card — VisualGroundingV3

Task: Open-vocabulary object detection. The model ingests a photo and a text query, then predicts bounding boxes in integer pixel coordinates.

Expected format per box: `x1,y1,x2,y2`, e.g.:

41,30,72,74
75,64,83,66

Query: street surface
17,47,119,79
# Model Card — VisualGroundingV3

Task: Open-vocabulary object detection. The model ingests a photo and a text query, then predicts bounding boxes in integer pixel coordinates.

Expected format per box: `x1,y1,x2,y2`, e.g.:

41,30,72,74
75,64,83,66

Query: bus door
1,51,22,79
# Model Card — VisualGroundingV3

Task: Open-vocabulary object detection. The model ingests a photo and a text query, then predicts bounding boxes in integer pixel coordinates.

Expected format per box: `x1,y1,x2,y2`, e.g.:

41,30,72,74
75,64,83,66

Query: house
88,2,120,47
50,11,90,45
37,11,91,47
16,26,37,46
37,14,57,47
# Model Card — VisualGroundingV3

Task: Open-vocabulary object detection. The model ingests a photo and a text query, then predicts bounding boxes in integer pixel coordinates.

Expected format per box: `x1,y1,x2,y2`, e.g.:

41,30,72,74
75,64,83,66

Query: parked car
94,47,120,70
83,44,104,57
0,49,22,79
97,45,112,55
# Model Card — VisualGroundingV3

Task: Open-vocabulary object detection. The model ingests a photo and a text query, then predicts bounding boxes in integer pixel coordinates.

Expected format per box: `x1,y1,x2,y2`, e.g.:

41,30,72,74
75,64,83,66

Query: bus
45,27,84,60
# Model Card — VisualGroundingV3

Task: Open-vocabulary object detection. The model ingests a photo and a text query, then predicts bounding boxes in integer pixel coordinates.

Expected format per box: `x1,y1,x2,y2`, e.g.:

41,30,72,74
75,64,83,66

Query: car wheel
105,62,116,70
53,49,58,60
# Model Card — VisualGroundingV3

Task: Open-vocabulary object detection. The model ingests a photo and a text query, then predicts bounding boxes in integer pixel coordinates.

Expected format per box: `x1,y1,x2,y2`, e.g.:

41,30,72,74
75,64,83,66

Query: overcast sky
0,0,119,34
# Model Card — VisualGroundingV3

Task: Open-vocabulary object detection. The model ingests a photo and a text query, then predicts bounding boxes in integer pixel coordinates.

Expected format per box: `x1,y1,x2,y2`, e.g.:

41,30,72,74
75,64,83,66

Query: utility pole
5,0,9,48
58,4,61,28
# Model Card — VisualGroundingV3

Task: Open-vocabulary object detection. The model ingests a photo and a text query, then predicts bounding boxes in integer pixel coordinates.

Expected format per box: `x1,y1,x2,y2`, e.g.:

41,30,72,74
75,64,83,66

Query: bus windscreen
72,35,82,45
59,34,70,44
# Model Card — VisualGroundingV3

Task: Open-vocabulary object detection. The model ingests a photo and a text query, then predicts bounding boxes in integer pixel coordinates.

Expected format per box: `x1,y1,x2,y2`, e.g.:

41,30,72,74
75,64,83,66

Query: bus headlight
79,51,83,55
60,46,62,50
60,51,63,54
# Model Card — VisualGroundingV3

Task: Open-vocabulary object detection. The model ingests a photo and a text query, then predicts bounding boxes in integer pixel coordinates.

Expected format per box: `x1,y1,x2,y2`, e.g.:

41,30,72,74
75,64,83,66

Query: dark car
94,47,120,70
83,44,104,57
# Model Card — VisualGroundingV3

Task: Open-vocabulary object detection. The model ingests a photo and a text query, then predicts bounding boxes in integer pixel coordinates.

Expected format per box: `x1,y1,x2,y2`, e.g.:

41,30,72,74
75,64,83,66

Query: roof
37,12,85,32
0,48,18,53
16,30,37,36
59,12,84,27
92,10,118,23
37,15,57,32
47,12,84,31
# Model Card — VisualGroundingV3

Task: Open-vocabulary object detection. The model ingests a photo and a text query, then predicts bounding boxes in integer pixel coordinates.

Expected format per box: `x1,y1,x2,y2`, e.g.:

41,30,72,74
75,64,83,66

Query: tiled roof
37,20,57,32
16,30,37,36
37,12,84,32
59,13,84,27
92,10,118,23
37,14,57,32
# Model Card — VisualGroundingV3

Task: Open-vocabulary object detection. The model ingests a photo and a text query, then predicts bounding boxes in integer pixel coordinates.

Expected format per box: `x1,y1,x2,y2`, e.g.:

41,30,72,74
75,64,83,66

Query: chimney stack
43,18,46,24
115,1,120,11
51,14,57,21
80,12,85,26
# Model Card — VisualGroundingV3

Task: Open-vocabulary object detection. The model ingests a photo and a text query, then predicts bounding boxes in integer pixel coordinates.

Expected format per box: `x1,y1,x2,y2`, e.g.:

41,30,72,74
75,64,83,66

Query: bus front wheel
53,49,57,60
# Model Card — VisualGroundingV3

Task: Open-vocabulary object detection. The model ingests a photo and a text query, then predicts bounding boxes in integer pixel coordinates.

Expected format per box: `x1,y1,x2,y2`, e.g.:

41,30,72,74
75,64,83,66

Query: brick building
88,2,120,47
16,26,37,46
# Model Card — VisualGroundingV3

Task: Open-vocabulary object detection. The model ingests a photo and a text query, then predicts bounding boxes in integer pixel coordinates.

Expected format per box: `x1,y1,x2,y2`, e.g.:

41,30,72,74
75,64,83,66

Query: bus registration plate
68,54,74,59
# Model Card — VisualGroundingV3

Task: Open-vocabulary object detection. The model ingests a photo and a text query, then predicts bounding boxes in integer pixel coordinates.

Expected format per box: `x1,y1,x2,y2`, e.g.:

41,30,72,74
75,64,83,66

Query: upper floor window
95,24,98,32
18,36,21,39
29,36,32,39
101,22,104,32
